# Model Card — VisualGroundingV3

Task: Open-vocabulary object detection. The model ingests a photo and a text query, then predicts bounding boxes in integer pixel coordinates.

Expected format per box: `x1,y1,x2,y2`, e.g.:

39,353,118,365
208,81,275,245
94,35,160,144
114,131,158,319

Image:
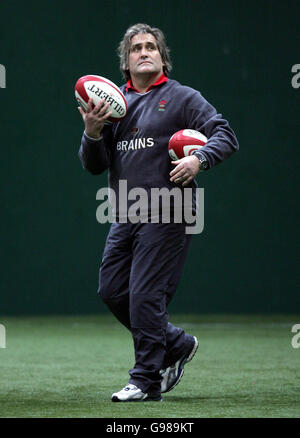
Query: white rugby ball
75,75,127,122
168,129,207,160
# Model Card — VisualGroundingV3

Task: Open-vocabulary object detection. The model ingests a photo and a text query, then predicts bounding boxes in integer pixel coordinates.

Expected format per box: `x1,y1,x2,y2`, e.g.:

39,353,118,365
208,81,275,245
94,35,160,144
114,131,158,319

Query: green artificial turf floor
0,314,299,418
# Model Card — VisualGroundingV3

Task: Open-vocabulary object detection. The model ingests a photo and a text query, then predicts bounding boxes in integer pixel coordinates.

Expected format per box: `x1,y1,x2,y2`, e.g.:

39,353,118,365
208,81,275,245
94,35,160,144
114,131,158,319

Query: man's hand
78,98,112,139
170,155,201,187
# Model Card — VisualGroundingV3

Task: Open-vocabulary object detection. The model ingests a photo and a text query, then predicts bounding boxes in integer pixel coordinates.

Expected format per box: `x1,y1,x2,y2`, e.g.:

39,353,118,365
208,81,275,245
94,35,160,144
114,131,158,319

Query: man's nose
140,46,148,57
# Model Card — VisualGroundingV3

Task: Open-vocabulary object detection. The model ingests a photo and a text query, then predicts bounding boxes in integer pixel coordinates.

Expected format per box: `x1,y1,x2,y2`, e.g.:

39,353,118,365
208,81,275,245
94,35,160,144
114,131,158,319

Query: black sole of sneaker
186,336,199,364
112,396,162,402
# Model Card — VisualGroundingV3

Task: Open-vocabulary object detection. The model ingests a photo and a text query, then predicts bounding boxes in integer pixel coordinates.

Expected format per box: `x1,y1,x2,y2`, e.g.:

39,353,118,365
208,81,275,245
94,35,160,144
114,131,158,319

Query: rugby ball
75,75,127,122
168,129,207,160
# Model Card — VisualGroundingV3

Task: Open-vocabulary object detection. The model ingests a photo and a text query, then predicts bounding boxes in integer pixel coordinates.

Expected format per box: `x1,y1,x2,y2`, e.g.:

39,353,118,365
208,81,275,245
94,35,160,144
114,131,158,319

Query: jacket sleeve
78,124,113,175
183,89,239,169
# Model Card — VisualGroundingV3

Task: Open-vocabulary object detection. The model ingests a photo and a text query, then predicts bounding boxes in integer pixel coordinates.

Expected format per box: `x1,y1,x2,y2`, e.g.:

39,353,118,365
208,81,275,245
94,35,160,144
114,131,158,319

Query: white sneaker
111,383,162,402
160,336,198,393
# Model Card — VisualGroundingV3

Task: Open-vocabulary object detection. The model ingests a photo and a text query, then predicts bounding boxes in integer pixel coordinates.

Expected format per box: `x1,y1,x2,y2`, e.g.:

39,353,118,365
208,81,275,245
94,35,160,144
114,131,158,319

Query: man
78,23,239,402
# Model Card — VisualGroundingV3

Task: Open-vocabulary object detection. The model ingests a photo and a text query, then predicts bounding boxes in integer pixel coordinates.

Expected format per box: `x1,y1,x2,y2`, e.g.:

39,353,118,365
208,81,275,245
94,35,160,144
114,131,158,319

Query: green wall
0,0,299,315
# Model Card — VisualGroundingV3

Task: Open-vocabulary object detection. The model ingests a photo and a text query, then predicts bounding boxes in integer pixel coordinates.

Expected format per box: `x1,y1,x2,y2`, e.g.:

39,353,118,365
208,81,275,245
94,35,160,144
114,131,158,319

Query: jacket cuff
84,131,103,142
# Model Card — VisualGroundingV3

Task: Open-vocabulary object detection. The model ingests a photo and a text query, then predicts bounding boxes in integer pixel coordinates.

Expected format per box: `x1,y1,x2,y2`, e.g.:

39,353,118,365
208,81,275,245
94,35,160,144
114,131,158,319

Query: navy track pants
98,222,193,394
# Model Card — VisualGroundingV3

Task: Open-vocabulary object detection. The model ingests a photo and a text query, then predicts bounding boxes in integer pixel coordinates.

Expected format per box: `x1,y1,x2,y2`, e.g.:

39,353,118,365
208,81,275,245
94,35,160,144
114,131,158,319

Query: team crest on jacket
158,100,167,111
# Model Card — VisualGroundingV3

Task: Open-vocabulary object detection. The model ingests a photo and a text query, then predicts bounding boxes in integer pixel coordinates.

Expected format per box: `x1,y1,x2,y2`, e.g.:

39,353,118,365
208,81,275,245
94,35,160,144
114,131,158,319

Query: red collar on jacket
125,73,168,93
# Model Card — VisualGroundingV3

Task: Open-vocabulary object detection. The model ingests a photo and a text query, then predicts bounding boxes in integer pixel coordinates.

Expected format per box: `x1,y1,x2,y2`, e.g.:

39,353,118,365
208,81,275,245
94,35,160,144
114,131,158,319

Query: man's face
127,33,164,79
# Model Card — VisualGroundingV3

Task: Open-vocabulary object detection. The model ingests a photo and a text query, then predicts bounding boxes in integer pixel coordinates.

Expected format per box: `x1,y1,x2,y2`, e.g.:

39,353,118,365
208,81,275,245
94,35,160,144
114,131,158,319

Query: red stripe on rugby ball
75,76,90,103
187,147,199,155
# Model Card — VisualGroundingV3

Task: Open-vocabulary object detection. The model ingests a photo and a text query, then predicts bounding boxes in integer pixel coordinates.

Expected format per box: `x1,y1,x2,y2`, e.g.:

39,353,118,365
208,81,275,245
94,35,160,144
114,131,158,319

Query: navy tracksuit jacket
78,75,239,394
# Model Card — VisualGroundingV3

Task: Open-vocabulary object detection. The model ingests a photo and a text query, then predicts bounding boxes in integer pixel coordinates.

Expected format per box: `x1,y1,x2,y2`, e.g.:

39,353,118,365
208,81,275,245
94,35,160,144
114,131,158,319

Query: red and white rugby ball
168,129,207,160
75,75,127,123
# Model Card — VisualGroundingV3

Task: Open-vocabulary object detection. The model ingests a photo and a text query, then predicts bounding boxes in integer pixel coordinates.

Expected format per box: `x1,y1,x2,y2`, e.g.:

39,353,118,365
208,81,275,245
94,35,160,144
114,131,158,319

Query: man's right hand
78,98,112,139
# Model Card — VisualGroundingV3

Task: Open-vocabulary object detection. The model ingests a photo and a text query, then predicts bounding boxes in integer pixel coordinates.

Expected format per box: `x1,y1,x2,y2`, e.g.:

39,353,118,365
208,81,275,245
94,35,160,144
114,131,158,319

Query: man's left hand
169,155,201,187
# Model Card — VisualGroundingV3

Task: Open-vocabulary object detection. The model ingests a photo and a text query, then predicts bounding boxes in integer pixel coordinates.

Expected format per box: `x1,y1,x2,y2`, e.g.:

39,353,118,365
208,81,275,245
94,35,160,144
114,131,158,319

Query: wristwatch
192,151,209,171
